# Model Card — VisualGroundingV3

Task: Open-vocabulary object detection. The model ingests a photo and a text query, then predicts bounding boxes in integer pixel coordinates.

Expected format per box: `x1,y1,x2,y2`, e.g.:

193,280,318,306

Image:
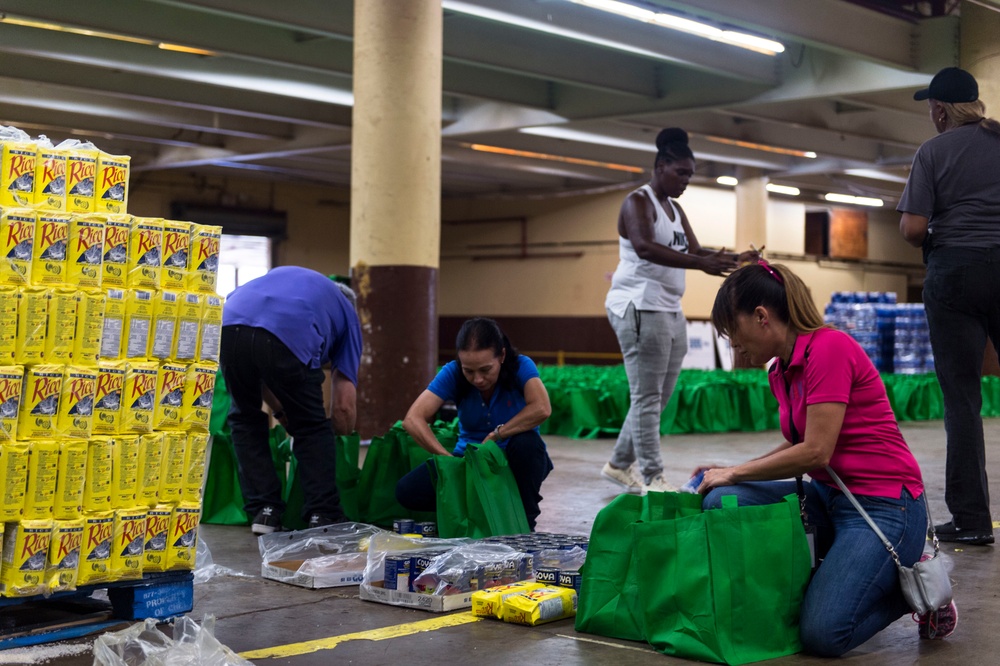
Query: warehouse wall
129,172,927,361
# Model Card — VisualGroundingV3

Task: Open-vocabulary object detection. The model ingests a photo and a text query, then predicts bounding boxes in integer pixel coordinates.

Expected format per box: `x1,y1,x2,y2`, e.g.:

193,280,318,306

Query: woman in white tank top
601,128,757,494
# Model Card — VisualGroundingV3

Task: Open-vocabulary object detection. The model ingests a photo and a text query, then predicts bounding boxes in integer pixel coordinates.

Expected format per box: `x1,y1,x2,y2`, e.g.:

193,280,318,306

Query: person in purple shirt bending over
221,266,362,535
397,318,554,530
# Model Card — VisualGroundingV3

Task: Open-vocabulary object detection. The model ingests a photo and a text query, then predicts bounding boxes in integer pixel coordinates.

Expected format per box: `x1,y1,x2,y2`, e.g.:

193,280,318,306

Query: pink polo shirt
769,327,924,499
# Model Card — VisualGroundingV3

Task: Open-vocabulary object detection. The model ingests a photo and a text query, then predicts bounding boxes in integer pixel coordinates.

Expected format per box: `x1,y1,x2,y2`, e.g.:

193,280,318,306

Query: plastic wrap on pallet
362,532,474,589
260,521,386,580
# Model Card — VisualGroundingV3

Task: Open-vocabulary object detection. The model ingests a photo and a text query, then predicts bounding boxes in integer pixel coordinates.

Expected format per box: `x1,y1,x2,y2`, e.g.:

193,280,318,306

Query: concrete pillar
351,0,442,437
961,2,1000,119
734,167,768,253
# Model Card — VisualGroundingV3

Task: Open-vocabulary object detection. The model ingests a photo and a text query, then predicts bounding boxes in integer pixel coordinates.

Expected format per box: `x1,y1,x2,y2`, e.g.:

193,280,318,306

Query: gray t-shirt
897,122,1000,248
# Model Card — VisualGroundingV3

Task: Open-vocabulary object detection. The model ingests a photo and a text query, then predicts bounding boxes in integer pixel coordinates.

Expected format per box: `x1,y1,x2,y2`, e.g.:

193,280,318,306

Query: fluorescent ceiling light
715,177,800,196
443,0,678,62
569,0,784,55
462,142,643,173
844,168,909,184
824,193,883,207
704,135,816,159
0,15,216,56
766,184,800,196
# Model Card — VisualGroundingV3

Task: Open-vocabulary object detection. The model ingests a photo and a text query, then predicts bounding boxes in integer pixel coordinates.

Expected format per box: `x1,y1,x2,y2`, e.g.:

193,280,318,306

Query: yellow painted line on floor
555,633,657,653
994,521,999,529
239,613,482,660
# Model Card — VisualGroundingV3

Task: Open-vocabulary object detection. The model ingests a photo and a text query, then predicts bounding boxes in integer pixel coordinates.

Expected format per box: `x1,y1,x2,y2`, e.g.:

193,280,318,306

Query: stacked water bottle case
824,292,934,374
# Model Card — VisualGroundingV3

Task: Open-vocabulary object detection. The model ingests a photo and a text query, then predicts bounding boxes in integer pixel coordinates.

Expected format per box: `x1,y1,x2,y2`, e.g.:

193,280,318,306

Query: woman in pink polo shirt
696,261,954,656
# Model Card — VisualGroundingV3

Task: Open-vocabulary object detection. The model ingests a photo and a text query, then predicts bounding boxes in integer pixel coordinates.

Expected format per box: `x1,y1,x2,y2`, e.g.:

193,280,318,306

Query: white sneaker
642,474,679,495
601,462,644,494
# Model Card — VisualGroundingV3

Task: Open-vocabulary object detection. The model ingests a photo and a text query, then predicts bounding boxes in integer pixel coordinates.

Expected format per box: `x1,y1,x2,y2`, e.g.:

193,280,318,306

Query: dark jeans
705,480,926,657
220,325,343,522
924,245,1000,530
395,430,554,531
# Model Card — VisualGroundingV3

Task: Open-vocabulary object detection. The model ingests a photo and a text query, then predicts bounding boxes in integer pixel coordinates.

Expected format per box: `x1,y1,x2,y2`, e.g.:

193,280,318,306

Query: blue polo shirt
223,266,363,385
428,355,541,454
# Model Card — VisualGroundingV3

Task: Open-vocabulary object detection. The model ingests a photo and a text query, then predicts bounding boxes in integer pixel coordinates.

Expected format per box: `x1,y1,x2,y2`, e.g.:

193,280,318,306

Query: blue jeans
607,304,687,482
220,325,344,522
924,245,1000,530
704,480,926,657
395,431,553,530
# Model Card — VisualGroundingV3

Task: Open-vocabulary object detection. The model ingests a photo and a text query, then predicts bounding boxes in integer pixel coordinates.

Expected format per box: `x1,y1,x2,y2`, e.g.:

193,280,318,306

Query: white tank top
605,184,689,316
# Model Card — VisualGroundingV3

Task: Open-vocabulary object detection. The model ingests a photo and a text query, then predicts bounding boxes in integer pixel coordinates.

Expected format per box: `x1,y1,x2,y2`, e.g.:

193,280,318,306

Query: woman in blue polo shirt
396,318,554,530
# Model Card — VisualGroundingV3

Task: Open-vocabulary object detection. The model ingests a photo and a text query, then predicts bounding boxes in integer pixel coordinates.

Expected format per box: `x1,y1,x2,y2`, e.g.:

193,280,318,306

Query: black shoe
935,521,994,545
251,506,284,535
307,513,349,529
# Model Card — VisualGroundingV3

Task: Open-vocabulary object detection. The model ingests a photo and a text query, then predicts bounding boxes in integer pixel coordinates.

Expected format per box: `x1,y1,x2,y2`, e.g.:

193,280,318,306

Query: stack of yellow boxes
0,135,222,597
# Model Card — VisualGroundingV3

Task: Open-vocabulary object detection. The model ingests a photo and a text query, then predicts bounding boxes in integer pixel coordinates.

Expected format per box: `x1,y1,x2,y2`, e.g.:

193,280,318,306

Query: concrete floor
9,419,1000,665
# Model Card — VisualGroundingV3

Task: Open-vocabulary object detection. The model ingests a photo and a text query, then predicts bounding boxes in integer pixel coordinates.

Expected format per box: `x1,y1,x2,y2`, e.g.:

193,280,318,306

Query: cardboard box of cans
359,532,588,613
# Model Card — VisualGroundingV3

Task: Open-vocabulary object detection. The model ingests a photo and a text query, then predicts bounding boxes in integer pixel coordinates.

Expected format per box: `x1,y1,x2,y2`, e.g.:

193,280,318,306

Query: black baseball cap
913,67,978,103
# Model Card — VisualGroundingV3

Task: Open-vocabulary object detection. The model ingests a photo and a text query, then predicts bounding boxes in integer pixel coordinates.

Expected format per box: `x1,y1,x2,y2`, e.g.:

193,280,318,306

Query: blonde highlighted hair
711,262,826,339
941,99,1000,136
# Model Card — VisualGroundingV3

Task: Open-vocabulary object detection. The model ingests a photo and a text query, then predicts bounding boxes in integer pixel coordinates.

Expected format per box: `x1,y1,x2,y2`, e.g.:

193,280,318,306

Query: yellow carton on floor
172,292,201,362
34,147,68,211
188,224,221,294
32,211,70,286
67,215,104,288
112,507,146,581
161,220,192,291
181,363,216,432
83,437,113,512
158,431,186,505
472,580,545,619
17,365,62,439
24,440,59,520
66,149,98,214
94,153,129,214
0,442,29,521
44,287,77,364
1,142,37,207
110,435,139,509
154,363,186,430
149,290,179,360
136,432,164,507
122,362,157,433
123,288,154,361
57,366,97,439
166,502,199,570
143,504,171,572
53,439,87,520
198,294,222,363
15,286,48,365
181,433,209,503
127,217,161,290
101,214,130,288
72,289,105,365
0,365,23,442
501,586,577,626
78,511,114,585
0,519,52,597
99,287,126,360
45,518,83,594
92,361,125,435
0,287,17,363
0,208,34,286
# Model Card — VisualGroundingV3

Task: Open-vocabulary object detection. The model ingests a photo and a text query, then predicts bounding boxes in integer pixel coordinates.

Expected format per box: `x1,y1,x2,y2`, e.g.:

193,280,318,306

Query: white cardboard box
359,580,474,612
683,321,718,370
262,558,366,589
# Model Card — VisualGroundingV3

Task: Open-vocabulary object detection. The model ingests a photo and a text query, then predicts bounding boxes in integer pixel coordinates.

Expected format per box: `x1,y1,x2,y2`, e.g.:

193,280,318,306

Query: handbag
825,467,952,615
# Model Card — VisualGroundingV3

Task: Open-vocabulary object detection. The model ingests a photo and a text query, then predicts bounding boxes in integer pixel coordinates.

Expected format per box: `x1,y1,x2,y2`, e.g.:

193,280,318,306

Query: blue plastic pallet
0,571,194,650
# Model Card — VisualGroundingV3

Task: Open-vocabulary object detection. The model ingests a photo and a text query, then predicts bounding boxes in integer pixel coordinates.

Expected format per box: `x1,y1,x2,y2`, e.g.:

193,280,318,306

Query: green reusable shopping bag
356,422,438,528
433,441,530,538
575,491,704,641
281,432,363,529
635,494,812,665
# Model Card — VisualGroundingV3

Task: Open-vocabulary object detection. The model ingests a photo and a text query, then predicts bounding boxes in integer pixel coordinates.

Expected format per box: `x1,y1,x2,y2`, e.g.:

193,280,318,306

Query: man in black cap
898,66,1000,553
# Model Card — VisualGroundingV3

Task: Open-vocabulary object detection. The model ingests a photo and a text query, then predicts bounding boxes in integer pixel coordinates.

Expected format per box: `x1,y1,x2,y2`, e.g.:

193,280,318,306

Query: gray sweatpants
607,303,687,483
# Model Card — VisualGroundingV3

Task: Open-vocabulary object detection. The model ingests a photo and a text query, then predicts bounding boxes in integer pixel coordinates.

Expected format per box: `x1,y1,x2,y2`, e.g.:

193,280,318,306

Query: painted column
961,2,1000,116
351,0,442,437
734,166,768,255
